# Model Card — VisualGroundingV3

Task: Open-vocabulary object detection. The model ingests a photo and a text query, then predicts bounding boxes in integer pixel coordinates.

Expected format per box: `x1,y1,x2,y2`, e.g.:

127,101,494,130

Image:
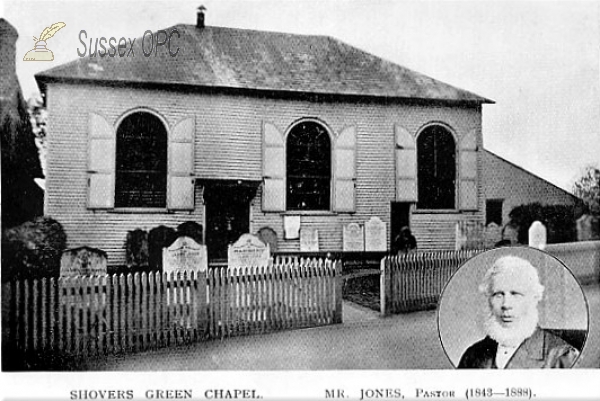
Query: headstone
455,222,467,251
60,246,107,277
528,221,547,250
162,236,208,273
343,223,364,251
467,221,484,249
126,229,149,268
284,215,301,239
257,226,278,253
577,214,600,241
228,233,271,269
300,228,319,252
455,221,485,250
577,214,592,241
365,217,387,251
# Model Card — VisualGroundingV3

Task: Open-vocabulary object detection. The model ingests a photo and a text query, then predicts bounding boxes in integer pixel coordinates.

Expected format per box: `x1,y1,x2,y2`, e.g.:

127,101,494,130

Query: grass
343,273,380,312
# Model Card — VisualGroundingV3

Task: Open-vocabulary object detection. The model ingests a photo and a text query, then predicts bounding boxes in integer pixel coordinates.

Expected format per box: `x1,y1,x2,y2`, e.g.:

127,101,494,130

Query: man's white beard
482,305,539,347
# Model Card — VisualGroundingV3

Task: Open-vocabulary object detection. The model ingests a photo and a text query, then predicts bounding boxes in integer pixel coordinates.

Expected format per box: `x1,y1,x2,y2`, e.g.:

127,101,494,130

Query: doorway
203,181,258,263
390,202,412,252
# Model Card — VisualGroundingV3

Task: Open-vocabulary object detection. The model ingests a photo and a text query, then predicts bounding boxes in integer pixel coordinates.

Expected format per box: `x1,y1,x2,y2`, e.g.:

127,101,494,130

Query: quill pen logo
23,22,66,61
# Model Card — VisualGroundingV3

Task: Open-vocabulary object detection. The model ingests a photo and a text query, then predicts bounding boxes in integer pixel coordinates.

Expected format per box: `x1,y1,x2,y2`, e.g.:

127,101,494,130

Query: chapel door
390,202,412,250
203,182,256,263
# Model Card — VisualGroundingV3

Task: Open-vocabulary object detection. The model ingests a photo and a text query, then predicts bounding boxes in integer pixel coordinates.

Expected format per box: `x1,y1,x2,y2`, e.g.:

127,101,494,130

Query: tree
508,203,577,244
1,88,44,228
1,20,44,228
27,96,48,176
572,165,600,215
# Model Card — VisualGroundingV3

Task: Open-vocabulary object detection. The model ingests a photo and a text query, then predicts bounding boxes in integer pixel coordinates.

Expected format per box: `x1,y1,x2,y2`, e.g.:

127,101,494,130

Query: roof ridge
177,23,329,39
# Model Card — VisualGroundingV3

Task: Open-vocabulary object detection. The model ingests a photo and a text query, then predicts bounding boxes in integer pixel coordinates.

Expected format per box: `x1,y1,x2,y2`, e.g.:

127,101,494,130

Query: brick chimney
197,5,206,29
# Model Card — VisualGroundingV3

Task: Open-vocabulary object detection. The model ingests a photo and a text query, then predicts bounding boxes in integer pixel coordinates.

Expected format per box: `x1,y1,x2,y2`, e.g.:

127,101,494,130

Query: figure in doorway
393,226,417,254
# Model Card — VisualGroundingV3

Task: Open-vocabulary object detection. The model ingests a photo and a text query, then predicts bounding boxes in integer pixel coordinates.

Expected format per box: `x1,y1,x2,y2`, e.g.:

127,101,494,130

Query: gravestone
162,236,208,273
228,233,271,269
300,228,319,252
455,221,484,250
455,223,467,251
528,221,547,250
343,223,364,251
60,246,107,277
125,229,149,268
365,217,387,251
577,214,600,241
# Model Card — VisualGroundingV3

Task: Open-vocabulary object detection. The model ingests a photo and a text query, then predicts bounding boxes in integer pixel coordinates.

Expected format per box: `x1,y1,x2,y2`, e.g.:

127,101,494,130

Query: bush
508,203,577,244
544,204,578,243
148,225,177,271
176,221,203,244
1,216,67,281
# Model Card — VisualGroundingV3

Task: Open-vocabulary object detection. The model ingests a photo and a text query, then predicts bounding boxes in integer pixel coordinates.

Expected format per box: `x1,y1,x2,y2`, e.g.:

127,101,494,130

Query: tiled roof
483,149,579,199
36,24,493,103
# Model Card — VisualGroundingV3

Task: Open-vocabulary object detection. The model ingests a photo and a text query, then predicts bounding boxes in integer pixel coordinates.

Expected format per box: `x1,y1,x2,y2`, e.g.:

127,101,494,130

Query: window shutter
88,113,115,209
395,125,417,202
460,128,479,210
333,126,356,212
262,122,285,211
168,117,195,210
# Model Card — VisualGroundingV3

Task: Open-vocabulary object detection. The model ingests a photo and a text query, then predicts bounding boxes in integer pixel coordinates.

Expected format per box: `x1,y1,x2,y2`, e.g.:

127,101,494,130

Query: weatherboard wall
45,83,483,265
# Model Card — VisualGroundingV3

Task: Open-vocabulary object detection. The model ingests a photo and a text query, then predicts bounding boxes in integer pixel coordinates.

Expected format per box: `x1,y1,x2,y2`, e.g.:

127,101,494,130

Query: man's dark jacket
458,327,579,369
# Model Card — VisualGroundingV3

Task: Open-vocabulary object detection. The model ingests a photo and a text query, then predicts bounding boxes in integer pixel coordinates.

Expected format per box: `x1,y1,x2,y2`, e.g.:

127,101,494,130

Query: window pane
286,122,331,211
115,172,167,208
417,126,456,209
115,112,168,208
287,177,330,210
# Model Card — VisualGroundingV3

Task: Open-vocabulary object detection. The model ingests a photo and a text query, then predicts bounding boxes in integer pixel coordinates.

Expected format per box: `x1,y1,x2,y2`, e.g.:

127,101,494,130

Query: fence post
333,261,343,324
380,257,391,316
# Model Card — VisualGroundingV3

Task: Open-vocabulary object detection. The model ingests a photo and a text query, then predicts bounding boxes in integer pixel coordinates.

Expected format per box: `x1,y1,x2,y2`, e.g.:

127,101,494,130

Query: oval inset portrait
438,247,589,369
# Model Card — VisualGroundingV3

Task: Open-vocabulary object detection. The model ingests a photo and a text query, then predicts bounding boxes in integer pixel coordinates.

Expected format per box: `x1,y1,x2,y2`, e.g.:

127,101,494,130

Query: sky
3,0,599,192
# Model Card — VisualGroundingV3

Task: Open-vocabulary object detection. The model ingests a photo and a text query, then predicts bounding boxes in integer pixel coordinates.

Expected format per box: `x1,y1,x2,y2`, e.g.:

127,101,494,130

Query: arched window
417,125,456,209
115,111,168,208
286,121,331,211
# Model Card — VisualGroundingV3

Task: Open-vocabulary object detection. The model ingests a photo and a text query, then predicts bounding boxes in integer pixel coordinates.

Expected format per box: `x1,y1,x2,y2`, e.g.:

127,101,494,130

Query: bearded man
458,256,580,369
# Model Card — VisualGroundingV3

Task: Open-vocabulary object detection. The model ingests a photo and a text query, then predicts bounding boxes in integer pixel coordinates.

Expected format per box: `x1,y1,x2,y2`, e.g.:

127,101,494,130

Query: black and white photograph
438,247,588,369
1,0,599,399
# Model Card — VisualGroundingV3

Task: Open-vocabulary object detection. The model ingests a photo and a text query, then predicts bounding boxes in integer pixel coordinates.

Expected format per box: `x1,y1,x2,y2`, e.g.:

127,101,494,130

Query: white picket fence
2,259,342,360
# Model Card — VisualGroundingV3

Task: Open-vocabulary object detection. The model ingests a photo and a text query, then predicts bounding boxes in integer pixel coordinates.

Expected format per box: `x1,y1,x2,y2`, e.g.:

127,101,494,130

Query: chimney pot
197,5,206,29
